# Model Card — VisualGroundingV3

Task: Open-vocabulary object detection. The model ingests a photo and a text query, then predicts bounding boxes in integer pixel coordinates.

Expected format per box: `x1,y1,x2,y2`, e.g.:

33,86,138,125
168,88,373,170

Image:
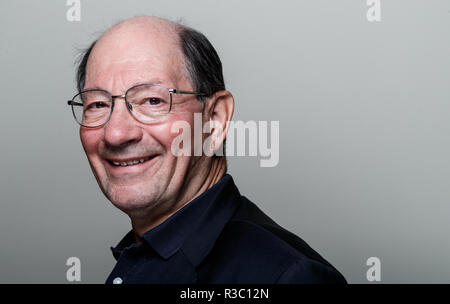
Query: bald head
107,15,179,35
91,16,182,66
84,16,189,94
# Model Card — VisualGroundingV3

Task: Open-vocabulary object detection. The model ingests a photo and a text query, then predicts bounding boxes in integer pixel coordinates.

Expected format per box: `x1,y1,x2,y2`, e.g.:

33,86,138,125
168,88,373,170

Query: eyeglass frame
67,83,206,128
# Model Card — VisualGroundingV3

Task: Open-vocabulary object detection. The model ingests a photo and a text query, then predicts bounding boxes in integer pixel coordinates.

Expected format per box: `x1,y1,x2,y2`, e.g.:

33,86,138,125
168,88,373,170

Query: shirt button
113,277,123,284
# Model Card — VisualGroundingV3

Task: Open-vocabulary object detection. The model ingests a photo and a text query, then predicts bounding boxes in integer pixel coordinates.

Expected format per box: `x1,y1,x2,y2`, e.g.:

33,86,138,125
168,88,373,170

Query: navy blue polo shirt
106,174,347,284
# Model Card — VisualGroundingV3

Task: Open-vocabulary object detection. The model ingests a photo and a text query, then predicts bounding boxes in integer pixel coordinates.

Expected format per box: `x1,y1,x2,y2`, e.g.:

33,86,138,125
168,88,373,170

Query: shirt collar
111,174,241,266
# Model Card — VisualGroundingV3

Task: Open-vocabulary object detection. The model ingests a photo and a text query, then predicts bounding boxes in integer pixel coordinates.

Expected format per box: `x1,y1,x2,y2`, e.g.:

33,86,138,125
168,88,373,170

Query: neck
130,156,227,242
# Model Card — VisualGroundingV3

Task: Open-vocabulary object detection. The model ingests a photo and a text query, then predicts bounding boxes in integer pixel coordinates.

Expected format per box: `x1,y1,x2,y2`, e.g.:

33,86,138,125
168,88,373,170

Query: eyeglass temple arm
170,89,206,96
68,100,83,106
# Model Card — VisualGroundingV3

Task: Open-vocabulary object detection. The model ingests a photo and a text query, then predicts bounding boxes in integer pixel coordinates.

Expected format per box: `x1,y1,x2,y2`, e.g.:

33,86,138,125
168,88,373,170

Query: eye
144,97,162,105
86,102,108,110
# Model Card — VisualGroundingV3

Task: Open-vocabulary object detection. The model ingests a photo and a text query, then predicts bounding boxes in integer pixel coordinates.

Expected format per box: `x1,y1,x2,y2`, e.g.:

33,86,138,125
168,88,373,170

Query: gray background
0,0,449,283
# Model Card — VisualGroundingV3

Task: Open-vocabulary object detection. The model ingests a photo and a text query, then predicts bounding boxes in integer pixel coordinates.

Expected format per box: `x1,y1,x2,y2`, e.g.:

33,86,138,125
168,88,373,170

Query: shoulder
201,196,347,284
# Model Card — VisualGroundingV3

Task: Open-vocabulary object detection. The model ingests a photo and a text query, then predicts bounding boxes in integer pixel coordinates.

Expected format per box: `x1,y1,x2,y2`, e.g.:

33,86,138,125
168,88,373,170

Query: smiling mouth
107,155,155,167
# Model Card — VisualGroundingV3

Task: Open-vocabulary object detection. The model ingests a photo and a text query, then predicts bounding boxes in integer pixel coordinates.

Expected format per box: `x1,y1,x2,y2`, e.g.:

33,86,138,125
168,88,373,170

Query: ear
202,90,234,151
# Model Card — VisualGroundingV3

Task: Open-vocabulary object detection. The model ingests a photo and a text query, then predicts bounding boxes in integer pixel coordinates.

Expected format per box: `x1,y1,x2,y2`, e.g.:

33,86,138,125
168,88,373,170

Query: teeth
111,156,151,166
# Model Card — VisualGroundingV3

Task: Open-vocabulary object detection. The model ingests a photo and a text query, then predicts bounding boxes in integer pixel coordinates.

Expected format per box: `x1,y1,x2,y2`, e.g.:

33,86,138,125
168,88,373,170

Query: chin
106,186,158,214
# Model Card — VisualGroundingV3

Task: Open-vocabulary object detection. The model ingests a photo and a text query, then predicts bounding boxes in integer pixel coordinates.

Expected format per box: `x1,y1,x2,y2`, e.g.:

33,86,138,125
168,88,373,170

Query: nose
103,97,143,147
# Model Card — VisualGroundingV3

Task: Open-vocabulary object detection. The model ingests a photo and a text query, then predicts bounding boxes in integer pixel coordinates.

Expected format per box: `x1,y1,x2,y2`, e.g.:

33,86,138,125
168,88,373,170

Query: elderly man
68,16,346,284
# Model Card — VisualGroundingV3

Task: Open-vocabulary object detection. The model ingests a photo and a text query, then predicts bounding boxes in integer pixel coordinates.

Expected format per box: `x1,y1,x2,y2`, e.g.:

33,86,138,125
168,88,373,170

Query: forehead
84,22,187,92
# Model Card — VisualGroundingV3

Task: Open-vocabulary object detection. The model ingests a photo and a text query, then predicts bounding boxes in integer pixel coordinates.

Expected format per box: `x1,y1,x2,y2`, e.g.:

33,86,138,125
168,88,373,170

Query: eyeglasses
67,83,206,128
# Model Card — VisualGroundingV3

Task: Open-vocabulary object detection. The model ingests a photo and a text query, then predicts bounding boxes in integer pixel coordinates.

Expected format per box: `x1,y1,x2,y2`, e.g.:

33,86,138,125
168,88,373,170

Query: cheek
80,128,102,157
